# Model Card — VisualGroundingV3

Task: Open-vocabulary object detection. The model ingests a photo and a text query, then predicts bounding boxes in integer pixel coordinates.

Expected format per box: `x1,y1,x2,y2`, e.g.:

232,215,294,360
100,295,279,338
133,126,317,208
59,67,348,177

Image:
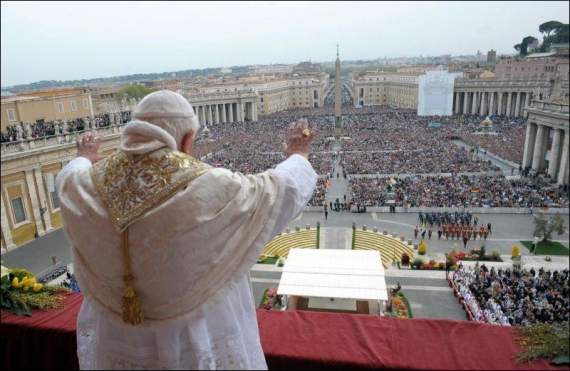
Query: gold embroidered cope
91,147,211,233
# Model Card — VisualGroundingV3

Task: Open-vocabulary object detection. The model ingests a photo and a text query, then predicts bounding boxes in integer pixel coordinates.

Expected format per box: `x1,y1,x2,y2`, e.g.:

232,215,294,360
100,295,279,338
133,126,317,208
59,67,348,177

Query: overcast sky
2,1,569,87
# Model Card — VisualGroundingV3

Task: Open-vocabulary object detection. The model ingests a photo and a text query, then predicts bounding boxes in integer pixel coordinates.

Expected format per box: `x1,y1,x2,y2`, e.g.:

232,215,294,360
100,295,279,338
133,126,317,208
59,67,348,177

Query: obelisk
334,44,342,138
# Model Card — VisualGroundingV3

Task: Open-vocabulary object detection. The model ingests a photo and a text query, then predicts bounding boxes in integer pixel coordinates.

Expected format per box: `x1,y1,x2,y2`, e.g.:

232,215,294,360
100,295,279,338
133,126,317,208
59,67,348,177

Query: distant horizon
2,1,568,87
0,50,525,90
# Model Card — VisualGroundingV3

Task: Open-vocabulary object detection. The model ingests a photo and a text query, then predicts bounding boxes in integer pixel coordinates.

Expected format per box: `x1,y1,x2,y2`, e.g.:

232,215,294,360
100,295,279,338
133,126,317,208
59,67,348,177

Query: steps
354,230,415,264
262,230,317,258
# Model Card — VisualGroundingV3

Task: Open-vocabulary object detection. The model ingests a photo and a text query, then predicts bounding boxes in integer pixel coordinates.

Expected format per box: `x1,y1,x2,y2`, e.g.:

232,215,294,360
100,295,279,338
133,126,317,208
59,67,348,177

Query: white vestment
57,121,318,370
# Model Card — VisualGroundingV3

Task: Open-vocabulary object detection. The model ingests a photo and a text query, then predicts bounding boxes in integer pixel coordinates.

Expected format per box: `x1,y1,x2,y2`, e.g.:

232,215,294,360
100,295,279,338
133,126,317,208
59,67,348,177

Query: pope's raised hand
76,132,107,163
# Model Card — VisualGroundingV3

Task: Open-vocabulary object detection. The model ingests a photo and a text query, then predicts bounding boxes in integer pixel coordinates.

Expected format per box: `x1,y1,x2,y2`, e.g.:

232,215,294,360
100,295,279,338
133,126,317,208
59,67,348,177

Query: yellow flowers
12,277,22,288
11,276,42,291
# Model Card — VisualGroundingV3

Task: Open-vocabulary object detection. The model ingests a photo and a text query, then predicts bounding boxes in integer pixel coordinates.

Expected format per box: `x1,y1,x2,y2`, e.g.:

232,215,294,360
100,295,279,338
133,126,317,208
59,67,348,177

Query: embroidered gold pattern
91,147,211,233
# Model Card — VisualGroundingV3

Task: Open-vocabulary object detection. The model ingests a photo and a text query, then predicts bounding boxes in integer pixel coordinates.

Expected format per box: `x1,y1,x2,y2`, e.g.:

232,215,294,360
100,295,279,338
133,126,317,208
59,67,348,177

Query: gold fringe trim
121,229,144,326
121,274,144,326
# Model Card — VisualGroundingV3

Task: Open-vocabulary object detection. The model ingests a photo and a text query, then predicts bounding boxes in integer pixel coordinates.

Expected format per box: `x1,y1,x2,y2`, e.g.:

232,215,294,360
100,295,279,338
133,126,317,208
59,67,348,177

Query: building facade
1,89,94,131
1,125,121,250
494,52,569,79
349,72,420,108
193,73,328,117
452,76,569,117
522,101,569,185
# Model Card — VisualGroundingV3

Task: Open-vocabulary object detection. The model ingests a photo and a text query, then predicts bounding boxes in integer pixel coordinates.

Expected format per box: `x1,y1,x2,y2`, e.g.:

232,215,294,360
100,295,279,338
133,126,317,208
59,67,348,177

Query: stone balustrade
1,125,124,155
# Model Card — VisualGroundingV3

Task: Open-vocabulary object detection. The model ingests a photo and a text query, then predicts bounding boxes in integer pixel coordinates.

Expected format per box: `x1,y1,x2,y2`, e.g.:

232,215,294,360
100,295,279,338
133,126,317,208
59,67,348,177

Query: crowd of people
454,265,569,326
1,111,132,143
337,111,526,165
2,98,567,209
348,175,569,208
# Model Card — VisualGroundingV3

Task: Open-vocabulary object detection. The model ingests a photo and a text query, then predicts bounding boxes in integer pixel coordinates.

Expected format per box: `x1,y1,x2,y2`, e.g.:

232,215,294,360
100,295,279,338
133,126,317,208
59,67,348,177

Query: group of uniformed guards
414,221,492,242
418,211,473,227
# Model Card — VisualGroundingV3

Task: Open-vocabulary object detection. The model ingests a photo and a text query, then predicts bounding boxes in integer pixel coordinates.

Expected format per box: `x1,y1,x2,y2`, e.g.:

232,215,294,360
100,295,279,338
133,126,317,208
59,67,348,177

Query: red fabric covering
1,292,82,371
0,292,560,370
257,309,558,370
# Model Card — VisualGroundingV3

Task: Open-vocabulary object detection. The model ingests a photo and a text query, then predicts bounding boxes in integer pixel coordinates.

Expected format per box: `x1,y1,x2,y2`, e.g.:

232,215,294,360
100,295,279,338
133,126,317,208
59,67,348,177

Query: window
260,97,264,103
83,99,89,109
50,190,60,210
7,109,15,121
11,197,26,224
58,102,64,113
71,100,77,111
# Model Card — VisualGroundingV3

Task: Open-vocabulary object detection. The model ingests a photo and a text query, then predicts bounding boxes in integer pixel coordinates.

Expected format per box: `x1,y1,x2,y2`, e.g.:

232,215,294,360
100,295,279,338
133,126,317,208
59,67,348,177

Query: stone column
471,92,478,114
455,93,461,114
200,106,206,125
532,124,545,170
0,195,16,250
463,92,469,114
252,101,258,121
34,171,53,233
25,170,45,236
522,122,537,168
207,105,213,125
489,91,495,116
479,92,486,116
557,132,569,185
222,103,227,123
228,103,234,123
514,92,522,117
525,92,531,110
497,92,503,115
506,92,512,116
214,104,220,124
238,102,243,121
548,129,563,179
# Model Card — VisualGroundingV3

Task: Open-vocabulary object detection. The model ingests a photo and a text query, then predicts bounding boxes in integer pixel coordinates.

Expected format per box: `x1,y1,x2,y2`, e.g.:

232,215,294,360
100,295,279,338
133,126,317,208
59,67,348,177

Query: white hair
135,115,201,149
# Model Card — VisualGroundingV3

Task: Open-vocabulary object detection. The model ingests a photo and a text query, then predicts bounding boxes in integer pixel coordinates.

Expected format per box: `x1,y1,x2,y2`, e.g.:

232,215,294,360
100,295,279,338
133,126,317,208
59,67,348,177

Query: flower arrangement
1,263,69,316
385,291,411,318
261,286,282,310
446,248,503,262
544,255,552,262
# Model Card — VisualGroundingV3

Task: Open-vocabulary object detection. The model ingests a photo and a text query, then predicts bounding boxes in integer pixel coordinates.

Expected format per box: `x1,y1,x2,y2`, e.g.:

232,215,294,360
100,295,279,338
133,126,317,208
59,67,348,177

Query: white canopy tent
277,249,388,314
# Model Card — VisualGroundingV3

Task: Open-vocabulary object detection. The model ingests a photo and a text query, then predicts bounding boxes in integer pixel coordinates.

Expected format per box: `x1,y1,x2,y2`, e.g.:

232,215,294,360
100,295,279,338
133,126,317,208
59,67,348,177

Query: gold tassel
121,229,144,326
122,274,144,326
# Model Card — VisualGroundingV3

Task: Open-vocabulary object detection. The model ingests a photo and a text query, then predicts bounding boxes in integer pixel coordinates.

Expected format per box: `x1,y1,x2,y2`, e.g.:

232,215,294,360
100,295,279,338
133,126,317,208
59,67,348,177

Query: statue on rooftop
15,124,23,141
23,122,31,138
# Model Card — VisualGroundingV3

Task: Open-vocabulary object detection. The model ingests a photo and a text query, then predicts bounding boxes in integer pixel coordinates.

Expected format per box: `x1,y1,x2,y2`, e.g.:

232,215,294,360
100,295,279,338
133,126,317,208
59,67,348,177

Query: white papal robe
57,121,317,370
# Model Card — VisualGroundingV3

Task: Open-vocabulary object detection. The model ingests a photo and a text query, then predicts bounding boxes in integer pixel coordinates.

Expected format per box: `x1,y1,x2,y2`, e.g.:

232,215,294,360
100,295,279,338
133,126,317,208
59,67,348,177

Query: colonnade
453,90,532,117
192,101,258,126
522,102,569,185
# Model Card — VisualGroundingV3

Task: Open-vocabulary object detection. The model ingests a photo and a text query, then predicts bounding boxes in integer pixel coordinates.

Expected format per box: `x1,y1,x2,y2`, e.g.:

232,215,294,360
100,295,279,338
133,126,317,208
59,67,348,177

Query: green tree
539,21,564,39
533,213,567,243
116,85,152,102
538,21,569,52
514,36,538,56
